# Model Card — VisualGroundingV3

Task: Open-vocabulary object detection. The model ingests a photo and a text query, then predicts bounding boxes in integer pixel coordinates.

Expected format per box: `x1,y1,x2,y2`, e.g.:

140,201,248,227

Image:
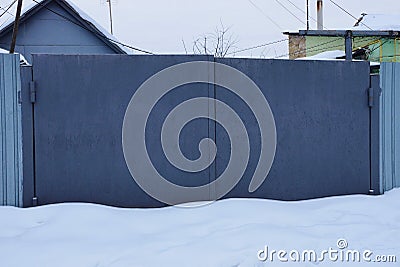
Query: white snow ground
0,189,399,267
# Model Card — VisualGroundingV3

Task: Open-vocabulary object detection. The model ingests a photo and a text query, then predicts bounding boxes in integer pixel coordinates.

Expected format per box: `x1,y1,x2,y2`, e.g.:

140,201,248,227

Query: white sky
1,0,400,57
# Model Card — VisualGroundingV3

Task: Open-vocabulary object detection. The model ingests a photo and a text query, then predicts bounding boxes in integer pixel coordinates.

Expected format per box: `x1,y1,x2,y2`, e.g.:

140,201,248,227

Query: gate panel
216,58,371,200
32,55,214,207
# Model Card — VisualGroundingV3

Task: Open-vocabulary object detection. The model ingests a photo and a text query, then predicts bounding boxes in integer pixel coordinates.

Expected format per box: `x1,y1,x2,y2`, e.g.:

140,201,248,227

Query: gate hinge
29,81,36,103
368,87,374,108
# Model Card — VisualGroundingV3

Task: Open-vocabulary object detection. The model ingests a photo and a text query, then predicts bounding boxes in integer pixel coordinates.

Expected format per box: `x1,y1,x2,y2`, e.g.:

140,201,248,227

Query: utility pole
306,0,310,30
107,0,113,34
9,0,23,53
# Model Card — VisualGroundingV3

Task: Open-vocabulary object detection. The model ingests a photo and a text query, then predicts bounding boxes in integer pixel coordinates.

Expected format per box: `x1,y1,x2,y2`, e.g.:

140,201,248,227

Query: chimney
317,0,324,30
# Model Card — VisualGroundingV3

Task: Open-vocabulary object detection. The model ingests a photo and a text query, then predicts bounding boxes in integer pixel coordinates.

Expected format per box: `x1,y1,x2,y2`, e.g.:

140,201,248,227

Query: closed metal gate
20,55,376,207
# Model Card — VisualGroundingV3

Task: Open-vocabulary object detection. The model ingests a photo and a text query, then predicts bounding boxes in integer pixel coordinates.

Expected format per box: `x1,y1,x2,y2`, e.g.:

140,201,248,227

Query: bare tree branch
192,22,238,58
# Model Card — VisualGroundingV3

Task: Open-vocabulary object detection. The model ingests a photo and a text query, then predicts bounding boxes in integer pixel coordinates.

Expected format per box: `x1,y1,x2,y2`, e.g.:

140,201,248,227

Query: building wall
0,1,117,63
301,35,400,62
288,35,306,59
369,38,400,62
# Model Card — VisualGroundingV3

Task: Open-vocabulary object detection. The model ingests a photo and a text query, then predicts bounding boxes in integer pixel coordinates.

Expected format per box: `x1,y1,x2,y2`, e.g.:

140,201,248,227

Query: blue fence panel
0,54,23,207
380,63,400,192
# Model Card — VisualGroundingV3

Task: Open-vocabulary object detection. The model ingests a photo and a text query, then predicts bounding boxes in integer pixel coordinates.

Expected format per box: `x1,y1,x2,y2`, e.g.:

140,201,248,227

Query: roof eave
298,29,400,37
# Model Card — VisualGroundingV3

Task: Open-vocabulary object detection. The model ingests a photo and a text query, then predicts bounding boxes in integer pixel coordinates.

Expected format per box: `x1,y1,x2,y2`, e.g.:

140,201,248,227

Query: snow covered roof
0,48,30,65
0,0,129,54
296,50,380,67
297,50,346,60
354,14,400,31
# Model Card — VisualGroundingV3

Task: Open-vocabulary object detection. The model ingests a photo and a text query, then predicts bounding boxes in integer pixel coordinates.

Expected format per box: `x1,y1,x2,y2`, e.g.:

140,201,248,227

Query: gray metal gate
20,54,378,207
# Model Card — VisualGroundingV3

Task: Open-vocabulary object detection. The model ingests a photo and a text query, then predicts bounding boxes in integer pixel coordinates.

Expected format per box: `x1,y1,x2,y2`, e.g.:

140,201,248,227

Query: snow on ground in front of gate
0,190,399,267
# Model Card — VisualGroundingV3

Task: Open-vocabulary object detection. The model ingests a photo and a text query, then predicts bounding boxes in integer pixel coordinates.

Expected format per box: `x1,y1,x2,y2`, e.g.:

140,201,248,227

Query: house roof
295,49,380,67
284,29,400,37
284,14,400,37
0,0,129,54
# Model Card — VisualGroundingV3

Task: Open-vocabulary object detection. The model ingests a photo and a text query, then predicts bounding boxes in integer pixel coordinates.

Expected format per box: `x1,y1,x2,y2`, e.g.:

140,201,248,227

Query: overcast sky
1,0,399,57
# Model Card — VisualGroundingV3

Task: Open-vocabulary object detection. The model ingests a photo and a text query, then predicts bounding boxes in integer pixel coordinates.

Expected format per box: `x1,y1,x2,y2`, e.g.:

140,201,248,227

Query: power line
246,0,282,30
365,39,391,61
304,37,379,57
0,0,17,19
284,0,328,30
369,39,390,53
228,38,288,55
274,0,305,25
328,0,373,30
275,37,339,58
283,0,304,14
31,0,154,55
275,36,379,58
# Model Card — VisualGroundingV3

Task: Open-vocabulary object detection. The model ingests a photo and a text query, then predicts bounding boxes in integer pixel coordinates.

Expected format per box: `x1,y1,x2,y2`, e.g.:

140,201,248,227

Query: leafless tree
192,22,238,58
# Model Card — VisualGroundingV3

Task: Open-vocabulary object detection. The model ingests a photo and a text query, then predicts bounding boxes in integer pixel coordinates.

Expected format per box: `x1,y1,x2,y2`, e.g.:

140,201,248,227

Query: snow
297,50,346,60
296,50,380,67
0,48,30,65
61,0,130,54
354,14,400,31
0,189,399,267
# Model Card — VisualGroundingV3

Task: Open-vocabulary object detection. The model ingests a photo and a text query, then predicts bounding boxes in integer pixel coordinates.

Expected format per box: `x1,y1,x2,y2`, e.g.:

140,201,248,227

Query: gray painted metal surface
0,1,121,63
216,58,372,201
380,63,400,192
0,54,23,207
25,55,373,207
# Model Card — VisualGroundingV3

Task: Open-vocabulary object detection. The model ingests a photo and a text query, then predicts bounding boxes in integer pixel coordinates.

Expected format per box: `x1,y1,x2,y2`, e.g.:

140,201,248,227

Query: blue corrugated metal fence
380,63,400,193
0,54,23,206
